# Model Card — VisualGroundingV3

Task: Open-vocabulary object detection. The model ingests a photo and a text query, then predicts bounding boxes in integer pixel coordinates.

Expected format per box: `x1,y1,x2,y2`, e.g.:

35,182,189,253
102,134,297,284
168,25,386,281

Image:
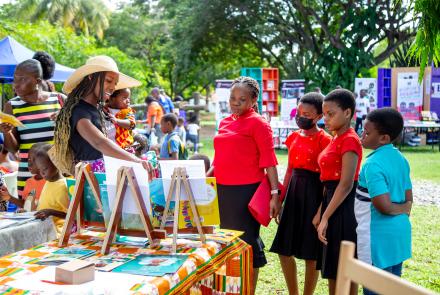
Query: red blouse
317,128,362,181
213,109,278,185
285,129,332,173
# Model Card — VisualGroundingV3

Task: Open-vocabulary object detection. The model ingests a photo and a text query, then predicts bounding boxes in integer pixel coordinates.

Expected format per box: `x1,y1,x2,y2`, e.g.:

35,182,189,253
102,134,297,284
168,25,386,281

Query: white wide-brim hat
62,55,141,94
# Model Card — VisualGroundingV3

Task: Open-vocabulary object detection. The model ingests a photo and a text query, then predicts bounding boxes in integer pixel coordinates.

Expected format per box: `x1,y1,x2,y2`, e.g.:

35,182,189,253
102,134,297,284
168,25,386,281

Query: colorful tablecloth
0,231,252,294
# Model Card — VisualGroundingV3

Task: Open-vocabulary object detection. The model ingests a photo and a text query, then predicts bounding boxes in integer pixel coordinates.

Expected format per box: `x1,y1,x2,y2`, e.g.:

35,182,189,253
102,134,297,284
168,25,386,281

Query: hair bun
32,51,55,80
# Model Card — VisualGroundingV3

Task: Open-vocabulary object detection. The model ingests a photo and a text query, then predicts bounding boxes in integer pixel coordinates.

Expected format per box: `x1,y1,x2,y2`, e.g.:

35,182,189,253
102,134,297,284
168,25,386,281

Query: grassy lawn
197,127,440,294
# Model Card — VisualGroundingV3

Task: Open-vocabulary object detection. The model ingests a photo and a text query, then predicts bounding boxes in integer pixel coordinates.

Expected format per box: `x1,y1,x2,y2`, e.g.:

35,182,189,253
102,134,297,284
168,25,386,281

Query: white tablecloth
0,218,57,257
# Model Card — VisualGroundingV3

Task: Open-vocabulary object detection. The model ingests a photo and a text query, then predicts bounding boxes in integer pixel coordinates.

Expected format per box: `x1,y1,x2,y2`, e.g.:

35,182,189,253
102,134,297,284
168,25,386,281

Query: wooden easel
160,167,206,253
59,162,103,247
101,166,166,254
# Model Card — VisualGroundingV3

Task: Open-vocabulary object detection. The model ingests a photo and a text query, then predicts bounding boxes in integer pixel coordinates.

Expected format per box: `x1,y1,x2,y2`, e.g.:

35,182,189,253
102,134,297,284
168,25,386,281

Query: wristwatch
270,189,280,195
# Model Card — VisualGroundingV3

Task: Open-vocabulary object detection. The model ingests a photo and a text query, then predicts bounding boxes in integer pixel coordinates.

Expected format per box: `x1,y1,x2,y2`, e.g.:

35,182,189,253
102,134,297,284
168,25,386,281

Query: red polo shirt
317,128,362,181
285,129,332,173
213,109,278,185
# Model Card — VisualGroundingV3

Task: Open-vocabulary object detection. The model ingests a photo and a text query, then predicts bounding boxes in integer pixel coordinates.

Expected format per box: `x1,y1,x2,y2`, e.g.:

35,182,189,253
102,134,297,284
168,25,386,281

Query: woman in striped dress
0,59,63,198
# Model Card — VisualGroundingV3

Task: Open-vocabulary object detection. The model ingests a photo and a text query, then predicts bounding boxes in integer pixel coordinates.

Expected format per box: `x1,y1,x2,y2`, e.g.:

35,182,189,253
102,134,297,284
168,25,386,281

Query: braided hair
53,72,107,167
231,76,260,113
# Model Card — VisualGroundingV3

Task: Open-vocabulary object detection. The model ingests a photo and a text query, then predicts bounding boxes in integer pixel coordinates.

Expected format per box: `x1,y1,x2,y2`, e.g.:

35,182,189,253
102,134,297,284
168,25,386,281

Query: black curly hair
32,51,55,80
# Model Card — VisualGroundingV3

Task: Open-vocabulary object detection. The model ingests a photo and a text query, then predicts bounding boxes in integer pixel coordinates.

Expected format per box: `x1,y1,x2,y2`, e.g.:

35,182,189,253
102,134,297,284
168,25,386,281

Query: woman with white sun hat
51,55,150,175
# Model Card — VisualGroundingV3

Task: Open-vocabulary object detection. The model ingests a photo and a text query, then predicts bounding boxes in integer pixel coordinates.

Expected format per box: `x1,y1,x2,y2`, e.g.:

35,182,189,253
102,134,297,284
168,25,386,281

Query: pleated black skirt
217,182,267,268
270,169,322,260
316,181,358,279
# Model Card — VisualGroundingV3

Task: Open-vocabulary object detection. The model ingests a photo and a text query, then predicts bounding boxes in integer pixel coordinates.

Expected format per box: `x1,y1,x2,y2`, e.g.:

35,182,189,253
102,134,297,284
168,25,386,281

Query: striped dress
10,93,62,197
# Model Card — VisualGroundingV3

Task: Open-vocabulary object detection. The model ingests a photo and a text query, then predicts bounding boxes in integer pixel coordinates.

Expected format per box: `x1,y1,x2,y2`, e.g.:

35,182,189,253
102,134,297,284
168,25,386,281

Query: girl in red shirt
316,89,362,295
208,76,280,295
270,93,331,295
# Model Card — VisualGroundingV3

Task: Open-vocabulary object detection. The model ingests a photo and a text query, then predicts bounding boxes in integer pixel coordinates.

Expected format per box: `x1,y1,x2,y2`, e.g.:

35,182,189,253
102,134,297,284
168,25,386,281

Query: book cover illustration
112,254,188,277
31,248,96,266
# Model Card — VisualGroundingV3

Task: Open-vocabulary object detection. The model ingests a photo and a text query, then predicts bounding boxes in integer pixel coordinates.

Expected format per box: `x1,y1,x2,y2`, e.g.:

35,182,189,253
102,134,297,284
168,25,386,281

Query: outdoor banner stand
101,166,166,255
160,167,206,253
59,162,104,247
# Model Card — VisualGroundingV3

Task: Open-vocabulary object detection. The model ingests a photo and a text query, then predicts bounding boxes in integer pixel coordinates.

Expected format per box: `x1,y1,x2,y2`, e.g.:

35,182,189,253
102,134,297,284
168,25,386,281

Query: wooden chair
336,241,435,295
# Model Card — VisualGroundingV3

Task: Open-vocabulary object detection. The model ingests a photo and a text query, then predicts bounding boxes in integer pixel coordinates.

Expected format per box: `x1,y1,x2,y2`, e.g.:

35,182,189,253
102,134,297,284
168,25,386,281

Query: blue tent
0,36,74,83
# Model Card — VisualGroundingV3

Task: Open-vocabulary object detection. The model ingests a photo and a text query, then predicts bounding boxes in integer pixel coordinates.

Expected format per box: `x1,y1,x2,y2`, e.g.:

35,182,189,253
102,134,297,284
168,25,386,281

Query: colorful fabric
10,93,62,197
317,128,362,181
115,107,136,149
0,231,251,295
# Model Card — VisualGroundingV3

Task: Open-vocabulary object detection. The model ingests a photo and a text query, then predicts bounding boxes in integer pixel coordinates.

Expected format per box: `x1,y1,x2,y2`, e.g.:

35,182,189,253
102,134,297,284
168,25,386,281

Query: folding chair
336,241,435,295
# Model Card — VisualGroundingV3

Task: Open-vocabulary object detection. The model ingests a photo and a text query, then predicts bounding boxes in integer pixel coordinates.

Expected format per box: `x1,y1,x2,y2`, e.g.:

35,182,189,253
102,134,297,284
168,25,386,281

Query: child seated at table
33,143,70,235
189,154,211,173
0,143,46,211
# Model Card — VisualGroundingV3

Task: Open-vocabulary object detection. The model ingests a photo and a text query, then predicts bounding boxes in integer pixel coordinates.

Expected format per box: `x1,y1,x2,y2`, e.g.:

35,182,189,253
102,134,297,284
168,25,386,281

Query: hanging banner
354,78,378,109
397,72,423,120
431,67,440,116
214,80,233,129
280,80,305,121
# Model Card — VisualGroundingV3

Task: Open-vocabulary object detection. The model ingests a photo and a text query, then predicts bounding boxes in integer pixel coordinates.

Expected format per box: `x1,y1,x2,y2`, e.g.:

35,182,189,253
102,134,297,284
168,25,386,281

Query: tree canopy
0,0,427,97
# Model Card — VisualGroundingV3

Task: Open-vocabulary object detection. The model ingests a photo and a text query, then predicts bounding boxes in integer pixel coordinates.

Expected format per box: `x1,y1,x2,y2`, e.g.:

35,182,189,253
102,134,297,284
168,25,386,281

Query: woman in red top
208,76,280,294
316,89,362,295
270,93,331,295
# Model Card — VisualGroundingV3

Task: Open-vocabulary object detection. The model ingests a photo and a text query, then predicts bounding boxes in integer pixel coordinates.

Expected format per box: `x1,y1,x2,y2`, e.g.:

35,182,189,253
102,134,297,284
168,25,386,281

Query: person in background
355,89,371,135
355,108,412,295
176,117,186,144
0,144,18,173
32,51,56,92
174,95,184,102
187,116,200,153
208,76,281,294
105,88,136,150
0,143,46,210
0,59,63,197
270,93,332,295
138,96,164,144
33,143,69,236
159,113,186,160
151,87,174,114
316,89,362,295
189,153,211,173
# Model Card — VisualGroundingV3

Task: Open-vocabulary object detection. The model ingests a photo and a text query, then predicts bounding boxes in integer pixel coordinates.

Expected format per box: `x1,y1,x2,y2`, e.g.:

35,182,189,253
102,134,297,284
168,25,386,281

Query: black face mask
295,115,315,130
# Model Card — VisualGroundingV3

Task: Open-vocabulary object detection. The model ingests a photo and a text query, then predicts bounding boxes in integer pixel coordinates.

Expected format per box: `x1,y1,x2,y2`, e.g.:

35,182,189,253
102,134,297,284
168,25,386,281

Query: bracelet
270,189,279,195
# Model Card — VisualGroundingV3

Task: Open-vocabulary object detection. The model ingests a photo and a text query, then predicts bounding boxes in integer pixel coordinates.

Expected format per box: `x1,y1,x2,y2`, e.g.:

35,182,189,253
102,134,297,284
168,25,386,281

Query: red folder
248,176,286,227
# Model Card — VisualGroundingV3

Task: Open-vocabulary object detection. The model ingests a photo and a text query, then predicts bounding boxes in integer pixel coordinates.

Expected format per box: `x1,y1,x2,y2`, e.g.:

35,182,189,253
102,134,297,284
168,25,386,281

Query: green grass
200,139,440,184
257,205,440,294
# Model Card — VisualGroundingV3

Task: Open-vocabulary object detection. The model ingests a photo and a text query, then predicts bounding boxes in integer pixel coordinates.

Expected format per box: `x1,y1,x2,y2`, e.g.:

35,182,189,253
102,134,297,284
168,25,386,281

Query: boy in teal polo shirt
355,108,412,295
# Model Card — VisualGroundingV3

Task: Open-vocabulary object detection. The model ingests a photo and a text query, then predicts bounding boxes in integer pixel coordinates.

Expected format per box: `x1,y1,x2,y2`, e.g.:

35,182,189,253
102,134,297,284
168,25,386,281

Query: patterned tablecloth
0,231,252,295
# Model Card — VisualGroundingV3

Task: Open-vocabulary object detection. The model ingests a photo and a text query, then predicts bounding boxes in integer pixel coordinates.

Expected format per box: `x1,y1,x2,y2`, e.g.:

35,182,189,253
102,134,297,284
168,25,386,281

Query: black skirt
217,182,267,268
316,181,357,279
270,169,322,260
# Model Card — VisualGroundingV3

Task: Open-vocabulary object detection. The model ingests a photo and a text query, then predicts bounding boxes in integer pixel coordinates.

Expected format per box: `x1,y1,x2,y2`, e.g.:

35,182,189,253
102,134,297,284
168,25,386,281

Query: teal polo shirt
357,144,412,269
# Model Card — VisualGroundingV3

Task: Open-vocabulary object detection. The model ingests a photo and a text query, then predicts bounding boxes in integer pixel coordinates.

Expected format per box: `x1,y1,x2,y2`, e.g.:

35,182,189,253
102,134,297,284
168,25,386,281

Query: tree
159,0,416,92
104,2,265,97
0,19,150,102
12,0,110,39
407,0,440,80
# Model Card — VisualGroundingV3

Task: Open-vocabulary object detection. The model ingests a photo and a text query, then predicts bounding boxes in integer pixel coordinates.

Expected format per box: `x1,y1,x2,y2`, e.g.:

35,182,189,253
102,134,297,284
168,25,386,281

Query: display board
280,80,305,121
354,78,378,109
